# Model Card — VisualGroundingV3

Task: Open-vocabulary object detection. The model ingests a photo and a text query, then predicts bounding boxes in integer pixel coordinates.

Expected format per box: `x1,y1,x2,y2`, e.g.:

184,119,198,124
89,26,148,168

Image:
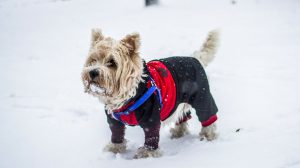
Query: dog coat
106,56,218,127
105,56,218,149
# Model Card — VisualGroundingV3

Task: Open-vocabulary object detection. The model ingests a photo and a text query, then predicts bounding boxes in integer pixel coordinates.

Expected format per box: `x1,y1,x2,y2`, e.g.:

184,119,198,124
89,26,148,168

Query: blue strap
127,85,157,112
149,77,162,106
112,77,163,124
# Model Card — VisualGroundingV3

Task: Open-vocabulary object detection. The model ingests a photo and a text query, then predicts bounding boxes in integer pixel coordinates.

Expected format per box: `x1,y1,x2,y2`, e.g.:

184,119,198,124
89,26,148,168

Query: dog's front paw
103,141,127,154
199,123,218,141
133,147,162,159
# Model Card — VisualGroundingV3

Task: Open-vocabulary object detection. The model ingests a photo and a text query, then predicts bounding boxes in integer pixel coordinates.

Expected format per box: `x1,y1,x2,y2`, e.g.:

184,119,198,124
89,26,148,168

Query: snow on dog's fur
81,29,219,159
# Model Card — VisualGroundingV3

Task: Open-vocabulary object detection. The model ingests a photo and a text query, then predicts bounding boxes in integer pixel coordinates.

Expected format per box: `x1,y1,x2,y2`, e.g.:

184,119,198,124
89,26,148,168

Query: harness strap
112,77,162,124
149,77,162,105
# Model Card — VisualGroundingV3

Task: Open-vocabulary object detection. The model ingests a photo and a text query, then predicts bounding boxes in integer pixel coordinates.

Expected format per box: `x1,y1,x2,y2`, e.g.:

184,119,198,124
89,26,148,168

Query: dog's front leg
134,123,162,159
104,124,127,153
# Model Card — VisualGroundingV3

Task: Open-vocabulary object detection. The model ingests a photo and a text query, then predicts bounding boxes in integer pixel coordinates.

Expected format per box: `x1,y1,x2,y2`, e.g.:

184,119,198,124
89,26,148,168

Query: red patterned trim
176,114,192,125
201,115,218,127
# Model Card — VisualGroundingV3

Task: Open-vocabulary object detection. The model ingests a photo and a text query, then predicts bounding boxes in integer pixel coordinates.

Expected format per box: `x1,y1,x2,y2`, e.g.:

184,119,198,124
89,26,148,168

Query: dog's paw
170,122,189,139
199,123,218,141
103,141,127,154
133,147,162,159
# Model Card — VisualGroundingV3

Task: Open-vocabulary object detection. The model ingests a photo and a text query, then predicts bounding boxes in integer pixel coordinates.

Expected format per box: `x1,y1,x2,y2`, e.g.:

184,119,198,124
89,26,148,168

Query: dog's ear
121,33,140,57
90,28,104,49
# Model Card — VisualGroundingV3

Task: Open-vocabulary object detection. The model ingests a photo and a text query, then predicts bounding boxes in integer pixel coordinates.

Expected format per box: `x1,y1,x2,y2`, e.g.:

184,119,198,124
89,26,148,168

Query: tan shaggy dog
81,29,219,159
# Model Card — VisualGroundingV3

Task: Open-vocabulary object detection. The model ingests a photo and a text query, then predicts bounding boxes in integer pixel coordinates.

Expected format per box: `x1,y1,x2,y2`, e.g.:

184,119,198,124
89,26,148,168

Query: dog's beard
83,79,114,97
84,80,105,95
89,82,105,94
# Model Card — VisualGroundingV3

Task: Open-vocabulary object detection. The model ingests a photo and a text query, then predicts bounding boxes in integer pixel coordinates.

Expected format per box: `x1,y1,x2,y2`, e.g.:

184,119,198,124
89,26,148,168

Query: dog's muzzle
82,68,110,96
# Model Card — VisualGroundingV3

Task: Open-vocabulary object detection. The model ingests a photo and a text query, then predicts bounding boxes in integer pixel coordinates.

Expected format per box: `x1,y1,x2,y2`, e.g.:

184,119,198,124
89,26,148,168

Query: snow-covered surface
1,0,300,167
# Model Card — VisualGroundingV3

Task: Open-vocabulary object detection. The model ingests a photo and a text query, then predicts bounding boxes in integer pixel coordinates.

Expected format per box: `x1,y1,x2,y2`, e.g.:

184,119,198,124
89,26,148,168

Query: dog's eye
106,59,117,68
89,59,97,65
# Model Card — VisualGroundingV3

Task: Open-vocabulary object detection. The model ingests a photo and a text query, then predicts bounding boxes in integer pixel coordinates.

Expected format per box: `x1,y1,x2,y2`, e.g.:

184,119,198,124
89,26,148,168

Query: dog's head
81,29,144,106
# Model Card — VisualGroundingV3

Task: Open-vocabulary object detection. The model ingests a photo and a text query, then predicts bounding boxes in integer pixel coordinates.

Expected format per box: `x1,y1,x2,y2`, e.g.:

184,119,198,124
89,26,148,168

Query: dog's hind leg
170,111,191,139
200,122,218,141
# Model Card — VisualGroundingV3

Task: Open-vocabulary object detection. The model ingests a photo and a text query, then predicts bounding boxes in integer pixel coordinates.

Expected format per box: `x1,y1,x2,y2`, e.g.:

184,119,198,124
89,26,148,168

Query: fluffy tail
192,30,219,67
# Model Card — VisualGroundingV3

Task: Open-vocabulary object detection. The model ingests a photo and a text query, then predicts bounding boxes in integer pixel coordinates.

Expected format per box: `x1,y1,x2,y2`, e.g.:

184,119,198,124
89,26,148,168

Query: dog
81,29,219,159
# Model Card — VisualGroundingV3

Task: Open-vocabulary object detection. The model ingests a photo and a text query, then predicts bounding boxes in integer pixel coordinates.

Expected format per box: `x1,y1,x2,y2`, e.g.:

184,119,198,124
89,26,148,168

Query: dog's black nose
89,69,99,80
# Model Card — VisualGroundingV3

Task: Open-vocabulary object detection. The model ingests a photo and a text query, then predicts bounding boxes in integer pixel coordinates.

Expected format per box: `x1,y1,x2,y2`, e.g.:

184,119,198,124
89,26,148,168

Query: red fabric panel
147,61,176,121
120,112,139,125
114,102,139,126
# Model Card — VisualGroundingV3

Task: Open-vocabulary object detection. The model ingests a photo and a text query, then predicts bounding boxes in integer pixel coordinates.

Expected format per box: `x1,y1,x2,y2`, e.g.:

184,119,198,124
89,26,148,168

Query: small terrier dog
81,29,219,159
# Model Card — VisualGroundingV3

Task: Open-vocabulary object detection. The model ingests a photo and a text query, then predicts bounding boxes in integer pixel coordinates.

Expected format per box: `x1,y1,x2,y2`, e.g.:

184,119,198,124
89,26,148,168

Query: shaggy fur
200,123,218,141
82,29,144,112
81,29,219,158
170,122,189,139
133,147,163,159
103,140,127,154
162,103,191,126
192,29,219,67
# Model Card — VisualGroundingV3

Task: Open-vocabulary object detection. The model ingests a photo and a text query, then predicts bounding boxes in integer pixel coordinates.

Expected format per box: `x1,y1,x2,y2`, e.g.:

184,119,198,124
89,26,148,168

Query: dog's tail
192,29,219,67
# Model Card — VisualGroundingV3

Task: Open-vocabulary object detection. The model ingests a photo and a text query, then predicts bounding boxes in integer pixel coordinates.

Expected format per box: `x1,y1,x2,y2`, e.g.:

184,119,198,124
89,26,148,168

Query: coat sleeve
135,94,162,150
135,94,161,128
105,110,126,144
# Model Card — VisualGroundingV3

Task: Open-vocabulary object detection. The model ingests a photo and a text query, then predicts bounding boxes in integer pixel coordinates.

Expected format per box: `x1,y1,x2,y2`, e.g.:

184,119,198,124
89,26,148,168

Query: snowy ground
1,0,300,168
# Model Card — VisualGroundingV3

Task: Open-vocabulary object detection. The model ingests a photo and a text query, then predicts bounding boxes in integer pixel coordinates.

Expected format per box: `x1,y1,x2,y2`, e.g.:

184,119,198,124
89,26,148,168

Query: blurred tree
145,0,158,7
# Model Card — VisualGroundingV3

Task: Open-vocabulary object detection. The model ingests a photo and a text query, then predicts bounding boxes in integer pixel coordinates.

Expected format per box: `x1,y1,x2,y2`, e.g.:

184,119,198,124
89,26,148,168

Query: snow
1,0,300,168
89,83,105,94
